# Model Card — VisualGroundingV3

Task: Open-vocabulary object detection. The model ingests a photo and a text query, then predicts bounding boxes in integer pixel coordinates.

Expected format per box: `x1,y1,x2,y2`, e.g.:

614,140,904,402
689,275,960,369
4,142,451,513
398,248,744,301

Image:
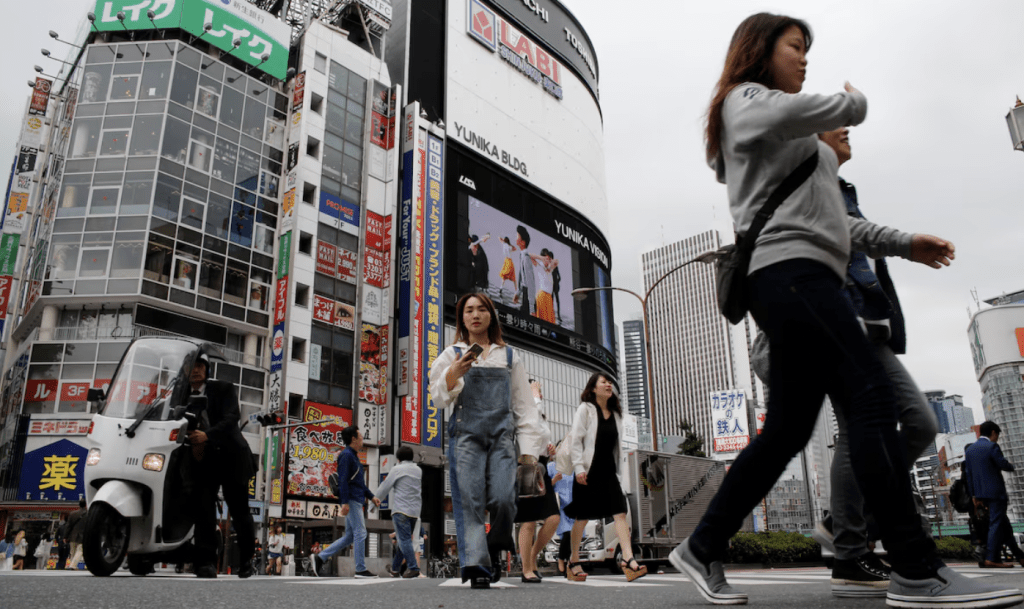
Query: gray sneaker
669,537,747,605
887,565,1023,609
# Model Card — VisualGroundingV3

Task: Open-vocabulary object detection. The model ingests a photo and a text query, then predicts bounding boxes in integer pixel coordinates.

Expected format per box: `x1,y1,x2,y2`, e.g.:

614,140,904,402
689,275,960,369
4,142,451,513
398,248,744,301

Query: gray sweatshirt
374,460,422,519
716,83,912,280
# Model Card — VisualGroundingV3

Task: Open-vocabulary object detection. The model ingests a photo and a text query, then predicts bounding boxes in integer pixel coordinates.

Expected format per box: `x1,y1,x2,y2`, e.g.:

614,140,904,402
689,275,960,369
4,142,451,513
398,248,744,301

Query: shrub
934,536,974,560
726,531,820,564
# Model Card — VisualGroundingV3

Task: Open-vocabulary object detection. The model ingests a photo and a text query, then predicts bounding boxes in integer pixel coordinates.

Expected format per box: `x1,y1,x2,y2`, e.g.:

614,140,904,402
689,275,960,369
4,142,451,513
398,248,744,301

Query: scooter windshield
100,338,197,421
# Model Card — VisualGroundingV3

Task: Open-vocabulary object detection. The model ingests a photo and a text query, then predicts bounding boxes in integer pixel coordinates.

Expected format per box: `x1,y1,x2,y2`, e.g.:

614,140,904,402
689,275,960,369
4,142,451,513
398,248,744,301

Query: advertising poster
29,77,52,116
398,109,426,443
17,438,87,501
359,323,389,406
338,247,358,283
710,389,749,454
421,134,444,448
292,71,306,112
287,420,349,499
312,294,355,331
316,240,336,275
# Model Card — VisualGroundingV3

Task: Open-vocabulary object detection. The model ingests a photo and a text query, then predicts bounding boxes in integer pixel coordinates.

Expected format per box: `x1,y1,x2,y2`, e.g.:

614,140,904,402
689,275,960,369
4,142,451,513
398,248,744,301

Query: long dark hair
705,13,812,161
580,372,621,417
453,292,505,346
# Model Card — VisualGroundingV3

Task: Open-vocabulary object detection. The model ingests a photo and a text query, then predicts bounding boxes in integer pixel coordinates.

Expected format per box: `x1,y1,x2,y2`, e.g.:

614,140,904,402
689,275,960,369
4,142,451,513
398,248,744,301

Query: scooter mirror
175,419,189,444
87,388,106,402
171,405,188,420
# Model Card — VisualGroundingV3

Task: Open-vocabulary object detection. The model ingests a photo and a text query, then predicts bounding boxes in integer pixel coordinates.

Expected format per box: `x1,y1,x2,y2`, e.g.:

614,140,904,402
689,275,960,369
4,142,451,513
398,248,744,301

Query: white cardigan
568,402,629,495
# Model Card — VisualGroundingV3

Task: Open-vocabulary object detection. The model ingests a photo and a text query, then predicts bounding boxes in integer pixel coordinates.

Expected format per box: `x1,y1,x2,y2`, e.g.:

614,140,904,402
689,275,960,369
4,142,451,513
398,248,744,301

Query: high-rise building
622,318,649,418
925,390,975,434
967,300,1024,520
641,229,764,457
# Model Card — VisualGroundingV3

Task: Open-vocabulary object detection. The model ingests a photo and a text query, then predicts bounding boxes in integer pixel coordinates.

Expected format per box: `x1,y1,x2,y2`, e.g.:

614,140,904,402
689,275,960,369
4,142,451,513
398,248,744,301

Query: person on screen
469,234,491,293
512,226,535,316
498,236,518,302
530,249,558,324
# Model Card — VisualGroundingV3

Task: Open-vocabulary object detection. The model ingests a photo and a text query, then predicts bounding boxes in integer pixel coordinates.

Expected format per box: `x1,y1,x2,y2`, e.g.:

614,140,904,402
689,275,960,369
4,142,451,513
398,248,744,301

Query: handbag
516,461,546,499
715,150,819,324
555,439,573,476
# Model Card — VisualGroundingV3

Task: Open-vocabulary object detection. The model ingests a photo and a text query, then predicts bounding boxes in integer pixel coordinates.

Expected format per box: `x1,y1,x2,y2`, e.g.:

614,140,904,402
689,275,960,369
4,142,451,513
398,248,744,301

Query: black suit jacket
201,379,254,482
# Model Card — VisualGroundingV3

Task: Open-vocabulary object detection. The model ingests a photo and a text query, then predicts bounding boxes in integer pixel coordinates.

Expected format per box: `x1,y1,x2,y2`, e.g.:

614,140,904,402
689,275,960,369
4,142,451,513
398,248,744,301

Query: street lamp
571,250,720,450
1006,97,1024,151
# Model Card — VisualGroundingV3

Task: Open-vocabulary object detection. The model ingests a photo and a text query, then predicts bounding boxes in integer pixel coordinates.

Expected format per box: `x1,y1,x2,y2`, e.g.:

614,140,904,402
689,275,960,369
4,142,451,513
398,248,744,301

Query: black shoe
384,564,399,578
195,565,217,579
354,570,377,578
470,575,490,589
489,549,502,583
402,569,421,579
533,570,543,581
831,553,890,598
521,573,542,583
237,563,255,579
312,554,323,577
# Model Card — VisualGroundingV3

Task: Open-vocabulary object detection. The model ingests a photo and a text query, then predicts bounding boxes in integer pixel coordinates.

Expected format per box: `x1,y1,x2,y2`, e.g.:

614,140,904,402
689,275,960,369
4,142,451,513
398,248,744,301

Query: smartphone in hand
466,343,484,360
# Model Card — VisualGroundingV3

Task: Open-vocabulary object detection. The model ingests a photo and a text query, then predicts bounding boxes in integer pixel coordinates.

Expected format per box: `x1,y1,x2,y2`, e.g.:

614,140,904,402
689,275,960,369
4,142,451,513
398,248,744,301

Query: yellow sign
39,455,79,492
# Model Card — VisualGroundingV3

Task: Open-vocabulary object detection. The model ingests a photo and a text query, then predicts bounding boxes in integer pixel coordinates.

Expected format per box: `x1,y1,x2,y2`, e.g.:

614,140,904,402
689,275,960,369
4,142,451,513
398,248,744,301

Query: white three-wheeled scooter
82,337,223,576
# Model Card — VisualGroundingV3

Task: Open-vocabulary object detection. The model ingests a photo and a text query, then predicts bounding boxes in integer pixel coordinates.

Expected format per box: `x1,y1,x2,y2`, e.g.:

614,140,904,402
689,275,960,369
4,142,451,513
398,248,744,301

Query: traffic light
257,412,284,426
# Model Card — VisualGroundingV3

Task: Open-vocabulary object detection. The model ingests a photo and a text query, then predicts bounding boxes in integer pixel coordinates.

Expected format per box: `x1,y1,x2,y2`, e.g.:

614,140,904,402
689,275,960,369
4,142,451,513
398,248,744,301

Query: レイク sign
91,0,291,80
467,0,563,100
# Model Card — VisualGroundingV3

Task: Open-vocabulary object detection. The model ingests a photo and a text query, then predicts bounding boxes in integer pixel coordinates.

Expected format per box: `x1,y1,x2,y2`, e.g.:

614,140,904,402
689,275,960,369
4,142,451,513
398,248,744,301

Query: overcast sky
3,1,1021,422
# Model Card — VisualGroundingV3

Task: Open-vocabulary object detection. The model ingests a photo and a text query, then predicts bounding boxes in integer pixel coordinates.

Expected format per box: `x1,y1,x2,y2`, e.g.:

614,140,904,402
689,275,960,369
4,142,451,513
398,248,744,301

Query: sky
2,0,1022,422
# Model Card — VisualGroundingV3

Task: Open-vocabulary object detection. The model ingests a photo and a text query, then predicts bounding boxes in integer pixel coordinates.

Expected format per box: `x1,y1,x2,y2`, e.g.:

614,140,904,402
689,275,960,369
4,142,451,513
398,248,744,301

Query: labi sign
91,0,291,80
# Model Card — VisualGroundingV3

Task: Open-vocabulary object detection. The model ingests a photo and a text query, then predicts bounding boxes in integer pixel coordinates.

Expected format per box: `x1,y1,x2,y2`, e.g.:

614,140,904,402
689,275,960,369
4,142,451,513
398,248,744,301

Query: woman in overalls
429,292,544,589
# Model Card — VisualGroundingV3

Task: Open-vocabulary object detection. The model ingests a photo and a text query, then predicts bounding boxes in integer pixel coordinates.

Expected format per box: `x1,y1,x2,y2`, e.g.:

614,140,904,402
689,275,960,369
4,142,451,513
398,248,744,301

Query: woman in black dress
514,381,560,583
564,373,646,582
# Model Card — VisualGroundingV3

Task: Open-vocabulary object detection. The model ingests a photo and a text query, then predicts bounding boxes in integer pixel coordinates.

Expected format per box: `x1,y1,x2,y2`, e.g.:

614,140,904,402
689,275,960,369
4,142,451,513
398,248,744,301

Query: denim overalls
447,345,517,581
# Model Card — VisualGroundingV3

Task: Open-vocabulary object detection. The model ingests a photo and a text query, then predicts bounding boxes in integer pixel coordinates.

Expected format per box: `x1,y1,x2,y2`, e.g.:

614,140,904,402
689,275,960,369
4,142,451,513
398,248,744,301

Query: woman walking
515,383,559,583
564,373,645,583
12,530,27,570
267,525,284,575
548,439,574,577
428,292,544,589
671,13,1019,609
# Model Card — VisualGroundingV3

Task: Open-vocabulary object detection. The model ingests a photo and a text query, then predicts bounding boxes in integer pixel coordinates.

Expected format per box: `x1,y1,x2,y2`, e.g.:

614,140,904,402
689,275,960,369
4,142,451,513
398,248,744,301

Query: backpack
950,478,972,513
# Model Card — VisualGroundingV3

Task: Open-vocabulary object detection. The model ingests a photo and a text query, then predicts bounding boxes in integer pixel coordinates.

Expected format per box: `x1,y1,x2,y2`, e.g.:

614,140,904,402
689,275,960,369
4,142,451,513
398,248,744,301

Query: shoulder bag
715,150,819,324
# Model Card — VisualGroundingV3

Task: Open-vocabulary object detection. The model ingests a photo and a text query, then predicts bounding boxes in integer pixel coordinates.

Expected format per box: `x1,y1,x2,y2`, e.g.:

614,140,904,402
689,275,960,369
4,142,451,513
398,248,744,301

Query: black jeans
193,460,255,569
689,259,936,576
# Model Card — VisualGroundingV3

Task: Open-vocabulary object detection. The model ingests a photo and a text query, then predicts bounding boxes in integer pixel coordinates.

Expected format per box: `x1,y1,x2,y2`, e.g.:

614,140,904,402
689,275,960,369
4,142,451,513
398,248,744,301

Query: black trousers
689,259,936,577
193,460,255,569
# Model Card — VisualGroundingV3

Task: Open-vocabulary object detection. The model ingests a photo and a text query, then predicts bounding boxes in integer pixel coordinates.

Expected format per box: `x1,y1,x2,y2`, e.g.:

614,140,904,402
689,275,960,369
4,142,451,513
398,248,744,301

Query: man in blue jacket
965,421,1017,568
312,425,381,577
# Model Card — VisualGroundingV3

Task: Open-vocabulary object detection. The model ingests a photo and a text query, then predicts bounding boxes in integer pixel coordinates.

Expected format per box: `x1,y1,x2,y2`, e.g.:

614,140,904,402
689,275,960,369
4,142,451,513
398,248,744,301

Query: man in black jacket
187,353,256,578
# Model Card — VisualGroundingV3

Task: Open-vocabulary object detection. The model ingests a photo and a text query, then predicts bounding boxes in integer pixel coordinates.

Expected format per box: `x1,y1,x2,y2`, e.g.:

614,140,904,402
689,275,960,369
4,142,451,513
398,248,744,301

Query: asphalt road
3,563,1024,609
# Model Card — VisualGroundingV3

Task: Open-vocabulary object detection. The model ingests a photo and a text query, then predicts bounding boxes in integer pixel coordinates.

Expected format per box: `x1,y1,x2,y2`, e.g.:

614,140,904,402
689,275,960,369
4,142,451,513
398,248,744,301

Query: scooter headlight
142,453,165,472
86,448,101,466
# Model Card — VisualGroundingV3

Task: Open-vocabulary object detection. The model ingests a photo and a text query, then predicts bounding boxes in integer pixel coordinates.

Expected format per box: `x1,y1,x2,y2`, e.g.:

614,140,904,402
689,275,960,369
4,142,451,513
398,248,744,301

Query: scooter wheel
83,503,130,576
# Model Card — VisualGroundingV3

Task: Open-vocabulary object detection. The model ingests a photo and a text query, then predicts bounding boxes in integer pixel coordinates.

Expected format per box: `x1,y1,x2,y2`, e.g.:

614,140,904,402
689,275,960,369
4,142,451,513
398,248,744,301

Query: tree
677,420,706,457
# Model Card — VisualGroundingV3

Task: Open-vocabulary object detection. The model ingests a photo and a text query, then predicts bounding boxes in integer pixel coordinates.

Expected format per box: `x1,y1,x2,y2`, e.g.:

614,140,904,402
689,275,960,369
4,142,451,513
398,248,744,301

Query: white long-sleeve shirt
428,341,544,458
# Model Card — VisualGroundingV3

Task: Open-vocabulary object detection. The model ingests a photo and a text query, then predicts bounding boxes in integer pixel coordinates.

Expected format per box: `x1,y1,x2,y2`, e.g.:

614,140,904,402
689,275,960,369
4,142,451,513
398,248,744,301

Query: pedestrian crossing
0,564,1009,587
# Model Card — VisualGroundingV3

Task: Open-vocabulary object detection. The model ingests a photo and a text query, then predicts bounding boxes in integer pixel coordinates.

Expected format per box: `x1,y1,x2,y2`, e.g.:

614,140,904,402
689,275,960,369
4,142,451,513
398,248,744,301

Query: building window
298,232,313,256
307,136,321,160
295,283,310,308
314,52,328,74
291,337,307,363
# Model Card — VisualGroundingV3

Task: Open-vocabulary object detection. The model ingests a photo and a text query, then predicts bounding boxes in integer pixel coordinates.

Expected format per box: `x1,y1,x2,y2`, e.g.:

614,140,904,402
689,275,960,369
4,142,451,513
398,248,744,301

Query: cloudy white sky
2,1,1021,421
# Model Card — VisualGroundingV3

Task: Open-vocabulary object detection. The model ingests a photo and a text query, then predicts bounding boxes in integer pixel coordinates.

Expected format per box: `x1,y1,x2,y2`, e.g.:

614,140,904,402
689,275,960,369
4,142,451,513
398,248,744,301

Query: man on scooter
187,353,256,579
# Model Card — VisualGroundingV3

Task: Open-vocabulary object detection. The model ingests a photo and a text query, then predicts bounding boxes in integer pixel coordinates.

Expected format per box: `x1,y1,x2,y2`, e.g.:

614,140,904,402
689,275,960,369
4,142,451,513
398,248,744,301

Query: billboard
18,437,88,502
446,147,614,369
91,0,291,80
359,323,389,406
710,389,749,454
287,419,350,499
968,306,1024,379
421,134,444,448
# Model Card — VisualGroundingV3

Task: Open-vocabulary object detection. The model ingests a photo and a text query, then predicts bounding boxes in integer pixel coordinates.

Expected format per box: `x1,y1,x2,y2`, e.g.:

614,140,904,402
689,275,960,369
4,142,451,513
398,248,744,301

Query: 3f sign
97,0,176,24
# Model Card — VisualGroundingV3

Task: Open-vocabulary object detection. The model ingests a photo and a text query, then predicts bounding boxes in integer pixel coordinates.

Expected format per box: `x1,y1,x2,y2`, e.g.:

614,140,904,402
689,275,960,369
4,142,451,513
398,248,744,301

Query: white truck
544,449,727,571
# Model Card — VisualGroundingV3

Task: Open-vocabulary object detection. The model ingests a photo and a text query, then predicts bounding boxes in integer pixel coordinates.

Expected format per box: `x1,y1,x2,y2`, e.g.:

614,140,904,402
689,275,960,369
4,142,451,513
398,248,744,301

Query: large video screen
445,144,615,370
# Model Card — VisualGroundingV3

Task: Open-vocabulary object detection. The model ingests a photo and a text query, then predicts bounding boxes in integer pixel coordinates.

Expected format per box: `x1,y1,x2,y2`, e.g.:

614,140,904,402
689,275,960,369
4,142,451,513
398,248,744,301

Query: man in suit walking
512,225,535,317
187,353,256,578
965,420,1017,568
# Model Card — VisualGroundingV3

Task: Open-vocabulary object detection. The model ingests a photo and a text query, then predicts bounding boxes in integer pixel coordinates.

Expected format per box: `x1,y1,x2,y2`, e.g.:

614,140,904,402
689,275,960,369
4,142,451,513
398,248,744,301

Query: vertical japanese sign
421,133,444,448
359,323,389,406
710,389,749,454
29,78,52,117
398,105,426,443
269,231,291,415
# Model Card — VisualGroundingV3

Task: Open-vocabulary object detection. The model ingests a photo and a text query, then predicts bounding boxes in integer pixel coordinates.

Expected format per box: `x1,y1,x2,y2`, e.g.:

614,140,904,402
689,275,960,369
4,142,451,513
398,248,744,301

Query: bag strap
739,149,819,254
505,346,513,371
